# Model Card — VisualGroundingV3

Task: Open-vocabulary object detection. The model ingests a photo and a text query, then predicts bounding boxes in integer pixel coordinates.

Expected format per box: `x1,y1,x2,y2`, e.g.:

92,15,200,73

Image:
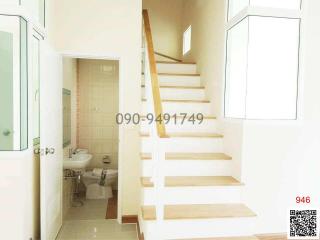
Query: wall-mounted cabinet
0,0,20,5
31,0,45,27
0,15,28,151
225,0,302,120
0,0,45,27
228,0,301,20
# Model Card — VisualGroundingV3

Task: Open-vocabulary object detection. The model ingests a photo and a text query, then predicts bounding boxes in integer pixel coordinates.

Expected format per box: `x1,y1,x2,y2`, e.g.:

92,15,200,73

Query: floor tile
57,198,138,240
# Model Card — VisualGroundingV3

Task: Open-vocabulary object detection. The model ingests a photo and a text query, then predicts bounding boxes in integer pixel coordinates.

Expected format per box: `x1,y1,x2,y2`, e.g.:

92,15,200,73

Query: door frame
60,52,124,223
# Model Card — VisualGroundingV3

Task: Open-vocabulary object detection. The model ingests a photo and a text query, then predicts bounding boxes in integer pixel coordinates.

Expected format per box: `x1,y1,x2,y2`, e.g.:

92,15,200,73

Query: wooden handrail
142,10,167,138
154,51,182,63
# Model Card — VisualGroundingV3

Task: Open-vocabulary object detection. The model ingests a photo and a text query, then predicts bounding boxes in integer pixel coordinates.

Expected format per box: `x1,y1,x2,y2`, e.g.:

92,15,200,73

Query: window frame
223,1,303,120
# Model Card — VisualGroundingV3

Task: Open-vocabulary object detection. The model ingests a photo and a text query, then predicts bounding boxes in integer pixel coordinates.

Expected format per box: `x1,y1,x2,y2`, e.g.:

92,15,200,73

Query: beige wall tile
78,59,119,169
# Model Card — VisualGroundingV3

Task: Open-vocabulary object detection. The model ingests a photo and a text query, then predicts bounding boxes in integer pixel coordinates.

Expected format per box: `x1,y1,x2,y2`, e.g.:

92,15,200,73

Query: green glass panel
63,89,71,148
39,0,45,27
32,36,40,146
0,31,14,150
20,18,28,150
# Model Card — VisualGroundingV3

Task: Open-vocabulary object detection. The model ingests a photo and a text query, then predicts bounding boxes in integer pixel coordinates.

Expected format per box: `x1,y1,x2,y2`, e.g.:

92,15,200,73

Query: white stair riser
143,218,256,240
141,75,201,87
142,87,205,101
140,119,217,133
142,160,232,176
141,137,223,153
142,75,201,87
142,101,213,115
158,75,201,87
142,187,243,205
157,63,197,74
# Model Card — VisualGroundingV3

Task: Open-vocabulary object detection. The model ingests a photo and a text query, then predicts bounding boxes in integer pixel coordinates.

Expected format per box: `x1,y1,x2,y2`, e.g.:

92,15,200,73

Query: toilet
82,169,118,199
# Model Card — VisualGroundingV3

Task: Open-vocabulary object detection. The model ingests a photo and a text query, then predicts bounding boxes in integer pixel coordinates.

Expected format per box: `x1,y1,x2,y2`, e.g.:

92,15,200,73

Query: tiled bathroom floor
65,199,108,220
57,199,138,240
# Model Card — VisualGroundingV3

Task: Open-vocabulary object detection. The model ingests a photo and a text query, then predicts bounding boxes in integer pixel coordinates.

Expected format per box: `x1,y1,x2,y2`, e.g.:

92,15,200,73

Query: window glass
20,18,28,149
0,30,14,150
225,16,300,119
225,18,249,118
183,26,192,55
245,17,300,119
0,15,28,151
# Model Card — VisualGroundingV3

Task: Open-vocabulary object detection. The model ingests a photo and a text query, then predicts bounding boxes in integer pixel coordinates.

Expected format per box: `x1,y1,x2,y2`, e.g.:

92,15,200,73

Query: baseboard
120,218,286,240
122,215,138,223
122,215,144,240
256,233,287,240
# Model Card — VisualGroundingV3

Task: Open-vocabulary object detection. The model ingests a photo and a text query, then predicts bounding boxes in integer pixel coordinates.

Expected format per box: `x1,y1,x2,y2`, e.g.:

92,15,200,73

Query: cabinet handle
45,148,55,155
2,129,11,136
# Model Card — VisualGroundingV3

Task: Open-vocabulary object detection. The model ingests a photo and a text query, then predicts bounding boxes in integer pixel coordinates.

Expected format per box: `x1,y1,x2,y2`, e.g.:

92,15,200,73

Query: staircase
140,10,257,240
140,60,257,240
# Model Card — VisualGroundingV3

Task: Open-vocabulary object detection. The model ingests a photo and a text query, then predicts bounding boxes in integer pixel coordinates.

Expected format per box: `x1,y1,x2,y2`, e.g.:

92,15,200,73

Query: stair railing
142,9,167,240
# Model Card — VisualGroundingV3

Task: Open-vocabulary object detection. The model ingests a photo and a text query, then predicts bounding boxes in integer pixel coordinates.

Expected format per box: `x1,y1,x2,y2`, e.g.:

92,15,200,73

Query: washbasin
63,153,92,170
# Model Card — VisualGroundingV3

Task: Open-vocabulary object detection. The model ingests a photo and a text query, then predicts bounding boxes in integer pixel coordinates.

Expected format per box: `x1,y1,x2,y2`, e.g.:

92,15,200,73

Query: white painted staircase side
140,61,256,240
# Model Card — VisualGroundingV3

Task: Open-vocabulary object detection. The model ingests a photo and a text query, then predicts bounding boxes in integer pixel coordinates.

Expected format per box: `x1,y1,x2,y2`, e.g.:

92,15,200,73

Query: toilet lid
83,169,118,179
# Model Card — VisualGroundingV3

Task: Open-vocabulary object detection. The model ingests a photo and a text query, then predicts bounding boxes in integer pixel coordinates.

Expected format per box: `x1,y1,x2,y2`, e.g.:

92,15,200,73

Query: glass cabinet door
0,15,28,151
32,34,41,145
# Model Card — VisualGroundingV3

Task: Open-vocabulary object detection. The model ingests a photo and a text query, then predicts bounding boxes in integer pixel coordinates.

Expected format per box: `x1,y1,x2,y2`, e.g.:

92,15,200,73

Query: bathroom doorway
61,57,120,224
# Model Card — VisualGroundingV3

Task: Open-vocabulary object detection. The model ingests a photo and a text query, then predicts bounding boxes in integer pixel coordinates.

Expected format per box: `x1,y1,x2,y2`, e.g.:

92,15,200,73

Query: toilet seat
83,169,118,180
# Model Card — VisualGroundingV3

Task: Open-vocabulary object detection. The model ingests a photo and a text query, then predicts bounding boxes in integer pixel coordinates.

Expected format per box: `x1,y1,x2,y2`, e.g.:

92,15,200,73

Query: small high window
183,26,192,55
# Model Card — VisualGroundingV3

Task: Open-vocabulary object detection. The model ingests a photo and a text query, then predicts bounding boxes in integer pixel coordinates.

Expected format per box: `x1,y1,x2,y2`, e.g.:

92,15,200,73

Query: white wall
181,0,226,118
48,0,142,216
78,59,119,169
143,0,184,59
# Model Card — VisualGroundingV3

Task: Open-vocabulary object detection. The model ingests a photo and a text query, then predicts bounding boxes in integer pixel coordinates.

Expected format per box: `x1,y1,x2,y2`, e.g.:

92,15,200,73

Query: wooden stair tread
140,132,223,138
141,206,157,220
175,237,259,240
256,234,287,240
141,152,231,160
141,176,243,187
166,152,231,160
141,177,154,187
157,61,196,65
142,98,210,103
158,73,200,76
141,85,205,89
142,204,256,220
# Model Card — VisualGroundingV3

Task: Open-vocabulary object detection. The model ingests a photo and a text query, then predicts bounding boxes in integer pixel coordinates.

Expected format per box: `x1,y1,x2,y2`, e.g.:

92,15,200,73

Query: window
225,0,301,120
183,25,192,55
